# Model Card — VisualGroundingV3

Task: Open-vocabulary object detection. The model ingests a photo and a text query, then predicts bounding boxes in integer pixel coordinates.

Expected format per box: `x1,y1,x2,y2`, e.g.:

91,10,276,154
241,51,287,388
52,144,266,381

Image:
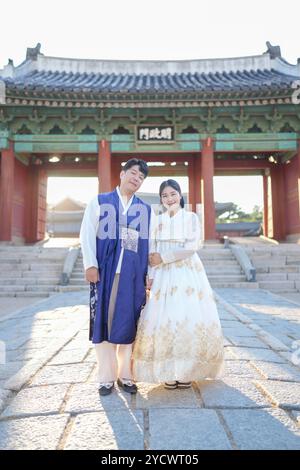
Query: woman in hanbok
132,179,224,389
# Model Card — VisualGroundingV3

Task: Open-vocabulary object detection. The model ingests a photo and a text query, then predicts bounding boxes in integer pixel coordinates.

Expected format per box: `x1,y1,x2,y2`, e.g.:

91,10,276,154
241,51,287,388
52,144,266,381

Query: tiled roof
2,68,296,93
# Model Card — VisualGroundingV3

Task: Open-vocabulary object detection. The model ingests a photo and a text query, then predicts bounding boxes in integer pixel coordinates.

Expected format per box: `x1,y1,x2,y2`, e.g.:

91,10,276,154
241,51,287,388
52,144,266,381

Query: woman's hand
149,252,163,267
146,276,154,290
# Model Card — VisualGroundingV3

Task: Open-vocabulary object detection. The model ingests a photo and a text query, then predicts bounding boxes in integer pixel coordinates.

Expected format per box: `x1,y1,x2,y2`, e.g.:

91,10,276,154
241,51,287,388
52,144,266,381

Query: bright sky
47,175,262,212
2,0,293,212
0,0,299,66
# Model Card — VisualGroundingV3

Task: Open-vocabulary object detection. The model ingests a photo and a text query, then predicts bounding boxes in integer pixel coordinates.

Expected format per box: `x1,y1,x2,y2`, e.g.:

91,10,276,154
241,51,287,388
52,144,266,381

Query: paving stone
63,339,90,351
225,335,269,349
221,408,300,449
65,383,132,413
64,411,144,450
228,347,286,363
222,327,257,337
291,410,300,424
251,361,300,382
223,338,232,347
149,409,231,450
48,347,90,365
0,362,27,381
0,414,69,450
199,377,270,408
135,383,201,409
254,380,300,409
0,389,11,413
0,384,69,418
223,361,262,379
83,349,96,363
29,363,94,387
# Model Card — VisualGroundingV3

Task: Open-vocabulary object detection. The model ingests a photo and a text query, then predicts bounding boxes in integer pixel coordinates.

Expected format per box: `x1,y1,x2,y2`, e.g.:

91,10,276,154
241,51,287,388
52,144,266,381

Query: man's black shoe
98,382,114,396
117,378,137,394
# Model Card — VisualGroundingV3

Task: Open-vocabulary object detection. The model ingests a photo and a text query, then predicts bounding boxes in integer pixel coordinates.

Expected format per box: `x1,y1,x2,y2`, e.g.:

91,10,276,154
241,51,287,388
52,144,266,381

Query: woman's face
160,185,181,212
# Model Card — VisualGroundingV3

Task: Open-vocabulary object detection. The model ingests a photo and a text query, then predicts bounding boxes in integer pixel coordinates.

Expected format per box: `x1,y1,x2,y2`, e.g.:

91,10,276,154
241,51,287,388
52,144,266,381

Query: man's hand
85,267,100,283
149,252,163,267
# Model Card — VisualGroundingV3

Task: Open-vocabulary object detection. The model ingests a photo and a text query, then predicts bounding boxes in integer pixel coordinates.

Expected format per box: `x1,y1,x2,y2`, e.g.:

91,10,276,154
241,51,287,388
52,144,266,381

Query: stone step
210,282,259,289
200,260,239,266
252,261,287,268
0,254,65,261
287,260,300,266
58,286,88,292
28,263,63,269
207,275,246,282
0,262,63,270
21,271,61,278
256,273,288,281
0,278,59,285
24,285,58,292
269,266,300,273
0,285,57,292
69,280,88,286
205,267,242,274
257,280,296,291
70,273,85,278
0,292,50,298
199,254,236,260
0,272,24,278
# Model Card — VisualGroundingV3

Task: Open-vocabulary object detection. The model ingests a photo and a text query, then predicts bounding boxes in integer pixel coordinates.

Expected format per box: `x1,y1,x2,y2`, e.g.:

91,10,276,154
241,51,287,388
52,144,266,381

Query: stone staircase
245,244,300,294
62,244,258,291
0,246,69,297
4,242,300,297
60,252,87,292
199,244,258,289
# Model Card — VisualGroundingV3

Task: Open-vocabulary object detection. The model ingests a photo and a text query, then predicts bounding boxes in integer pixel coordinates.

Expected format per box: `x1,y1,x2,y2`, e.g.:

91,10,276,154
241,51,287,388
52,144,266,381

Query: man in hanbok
80,159,151,396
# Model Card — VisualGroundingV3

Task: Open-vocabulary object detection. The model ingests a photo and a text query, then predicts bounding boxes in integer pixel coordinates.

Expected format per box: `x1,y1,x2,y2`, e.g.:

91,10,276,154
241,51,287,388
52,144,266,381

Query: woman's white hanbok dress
132,208,225,383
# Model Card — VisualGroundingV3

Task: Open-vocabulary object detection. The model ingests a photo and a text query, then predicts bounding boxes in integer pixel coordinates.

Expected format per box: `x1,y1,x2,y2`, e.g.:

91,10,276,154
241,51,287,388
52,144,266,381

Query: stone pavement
0,289,300,450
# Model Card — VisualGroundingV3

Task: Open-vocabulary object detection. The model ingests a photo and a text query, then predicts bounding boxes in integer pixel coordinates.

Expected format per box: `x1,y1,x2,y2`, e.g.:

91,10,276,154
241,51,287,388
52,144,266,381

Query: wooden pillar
195,153,202,213
263,172,269,237
188,157,196,211
270,164,286,241
298,141,300,225
98,139,112,193
25,167,47,243
0,142,15,241
201,137,216,239
111,159,121,190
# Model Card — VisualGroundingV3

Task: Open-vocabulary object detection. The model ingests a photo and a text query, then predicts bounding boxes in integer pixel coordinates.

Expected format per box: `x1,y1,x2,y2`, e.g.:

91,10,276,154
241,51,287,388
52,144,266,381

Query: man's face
120,164,145,193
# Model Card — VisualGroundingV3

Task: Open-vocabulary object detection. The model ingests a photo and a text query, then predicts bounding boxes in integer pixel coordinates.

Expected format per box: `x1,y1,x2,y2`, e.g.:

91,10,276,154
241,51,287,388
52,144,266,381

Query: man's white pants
94,342,133,383
94,273,133,383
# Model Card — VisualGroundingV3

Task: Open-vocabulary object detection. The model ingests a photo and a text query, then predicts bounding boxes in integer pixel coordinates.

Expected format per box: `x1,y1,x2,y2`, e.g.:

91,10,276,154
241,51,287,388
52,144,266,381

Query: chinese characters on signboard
137,126,174,142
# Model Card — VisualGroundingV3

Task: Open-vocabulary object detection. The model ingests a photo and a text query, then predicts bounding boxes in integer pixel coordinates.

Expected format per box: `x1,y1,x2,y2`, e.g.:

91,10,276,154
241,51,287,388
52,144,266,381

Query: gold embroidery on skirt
186,287,195,296
133,318,224,366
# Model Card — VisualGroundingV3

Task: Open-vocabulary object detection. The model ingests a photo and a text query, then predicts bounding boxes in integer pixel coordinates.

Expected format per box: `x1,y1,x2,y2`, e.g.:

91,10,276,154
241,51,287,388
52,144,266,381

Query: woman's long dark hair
159,179,184,208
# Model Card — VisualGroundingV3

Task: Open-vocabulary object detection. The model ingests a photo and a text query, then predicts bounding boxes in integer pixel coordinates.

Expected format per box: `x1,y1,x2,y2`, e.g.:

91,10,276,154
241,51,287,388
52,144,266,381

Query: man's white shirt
80,187,134,273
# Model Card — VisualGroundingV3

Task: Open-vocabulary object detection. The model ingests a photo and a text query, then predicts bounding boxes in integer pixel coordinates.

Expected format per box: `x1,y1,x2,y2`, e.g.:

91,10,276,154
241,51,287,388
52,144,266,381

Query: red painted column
263,172,269,237
298,141,300,227
0,142,15,241
188,157,196,211
270,164,286,241
111,159,121,190
98,139,112,193
201,137,216,239
25,167,47,243
195,153,202,213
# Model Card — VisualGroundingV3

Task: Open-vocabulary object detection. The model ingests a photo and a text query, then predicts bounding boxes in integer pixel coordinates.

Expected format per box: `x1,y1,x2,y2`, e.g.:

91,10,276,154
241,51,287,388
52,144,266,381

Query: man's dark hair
123,158,149,178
